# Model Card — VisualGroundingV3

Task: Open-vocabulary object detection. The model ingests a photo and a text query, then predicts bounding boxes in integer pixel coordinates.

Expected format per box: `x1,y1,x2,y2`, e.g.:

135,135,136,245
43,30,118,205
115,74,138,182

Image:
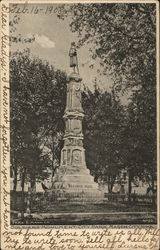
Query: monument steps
53,183,99,189
53,174,95,183
52,187,102,194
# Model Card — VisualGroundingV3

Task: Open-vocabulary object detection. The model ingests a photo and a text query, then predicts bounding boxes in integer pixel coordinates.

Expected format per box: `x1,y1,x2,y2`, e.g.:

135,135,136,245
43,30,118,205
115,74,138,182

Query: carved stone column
52,72,104,202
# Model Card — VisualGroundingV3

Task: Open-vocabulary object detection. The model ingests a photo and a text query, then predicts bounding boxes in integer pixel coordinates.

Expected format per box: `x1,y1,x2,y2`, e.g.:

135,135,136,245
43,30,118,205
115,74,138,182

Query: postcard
1,0,160,249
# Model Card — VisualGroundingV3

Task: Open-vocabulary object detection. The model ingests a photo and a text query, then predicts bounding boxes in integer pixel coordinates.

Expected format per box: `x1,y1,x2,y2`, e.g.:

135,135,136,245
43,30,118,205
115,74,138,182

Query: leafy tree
122,86,156,196
10,12,35,44
10,49,67,196
56,3,156,91
82,87,125,193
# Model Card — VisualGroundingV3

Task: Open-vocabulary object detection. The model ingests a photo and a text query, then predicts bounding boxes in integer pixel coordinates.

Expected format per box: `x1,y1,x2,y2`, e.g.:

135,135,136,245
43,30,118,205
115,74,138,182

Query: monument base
51,165,105,202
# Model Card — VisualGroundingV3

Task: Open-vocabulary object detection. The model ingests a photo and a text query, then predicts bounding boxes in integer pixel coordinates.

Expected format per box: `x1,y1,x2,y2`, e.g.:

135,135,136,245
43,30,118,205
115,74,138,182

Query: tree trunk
108,175,112,193
94,164,99,183
151,173,155,206
21,170,25,221
30,175,36,210
111,175,115,192
52,139,55,183
151,175,154,191
13,163,17,192
51,134,55,184
128,171,132,202
13,160,18,209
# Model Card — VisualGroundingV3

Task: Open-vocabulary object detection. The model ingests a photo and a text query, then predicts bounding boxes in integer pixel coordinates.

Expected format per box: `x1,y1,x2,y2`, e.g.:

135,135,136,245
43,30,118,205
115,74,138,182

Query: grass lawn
11,201,157,225
39,201,157,213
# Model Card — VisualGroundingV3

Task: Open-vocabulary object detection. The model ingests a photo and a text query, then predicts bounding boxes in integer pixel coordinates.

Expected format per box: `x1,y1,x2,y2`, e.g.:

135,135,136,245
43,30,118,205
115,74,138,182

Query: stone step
53,181,99,190
49,193,106,202
54,167,90,175
51,187,103,196
53,174,95,184
52,188,103,194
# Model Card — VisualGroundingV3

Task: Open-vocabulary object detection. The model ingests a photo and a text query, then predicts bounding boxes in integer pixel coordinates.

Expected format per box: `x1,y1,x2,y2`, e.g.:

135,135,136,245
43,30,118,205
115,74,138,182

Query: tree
9,13,35,44
122,86,156,197
56,3,156,89
10,50,67,198
82,87,125,193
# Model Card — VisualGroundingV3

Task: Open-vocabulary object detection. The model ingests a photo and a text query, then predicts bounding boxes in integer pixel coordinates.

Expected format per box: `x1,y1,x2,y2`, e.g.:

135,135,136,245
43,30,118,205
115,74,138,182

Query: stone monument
52,43,104,202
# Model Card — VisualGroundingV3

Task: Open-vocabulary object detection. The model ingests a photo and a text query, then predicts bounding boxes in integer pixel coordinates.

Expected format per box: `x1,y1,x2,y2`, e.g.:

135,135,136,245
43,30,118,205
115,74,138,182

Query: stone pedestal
52,73,104,202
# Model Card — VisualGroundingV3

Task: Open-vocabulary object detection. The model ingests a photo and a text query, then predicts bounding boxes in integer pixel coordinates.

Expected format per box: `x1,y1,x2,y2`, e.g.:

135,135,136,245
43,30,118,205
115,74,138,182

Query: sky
10,3,113,92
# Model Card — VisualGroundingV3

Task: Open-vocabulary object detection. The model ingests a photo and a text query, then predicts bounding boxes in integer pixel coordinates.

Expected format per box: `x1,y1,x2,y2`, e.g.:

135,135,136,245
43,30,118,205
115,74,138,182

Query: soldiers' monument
52,43,104,202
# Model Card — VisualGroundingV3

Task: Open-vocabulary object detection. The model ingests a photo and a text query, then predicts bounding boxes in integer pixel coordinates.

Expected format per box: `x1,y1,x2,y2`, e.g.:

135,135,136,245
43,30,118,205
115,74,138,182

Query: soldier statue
69,42,79,74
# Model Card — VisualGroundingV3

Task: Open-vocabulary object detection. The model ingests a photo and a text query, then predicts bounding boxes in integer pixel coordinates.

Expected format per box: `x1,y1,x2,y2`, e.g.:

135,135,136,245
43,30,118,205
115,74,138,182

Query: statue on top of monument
69,42,79,74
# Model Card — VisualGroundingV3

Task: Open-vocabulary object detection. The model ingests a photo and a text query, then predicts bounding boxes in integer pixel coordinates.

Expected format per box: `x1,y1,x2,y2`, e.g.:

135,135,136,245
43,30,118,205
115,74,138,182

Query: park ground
11,201,157,225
